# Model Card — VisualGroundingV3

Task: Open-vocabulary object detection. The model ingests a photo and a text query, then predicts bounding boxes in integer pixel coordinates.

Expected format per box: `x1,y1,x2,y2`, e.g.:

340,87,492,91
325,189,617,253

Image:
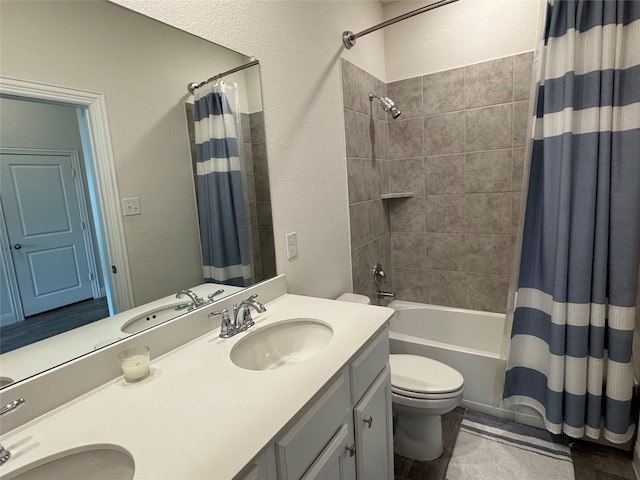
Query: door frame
0,76,134,314
1,147,102,314
0,200,23,326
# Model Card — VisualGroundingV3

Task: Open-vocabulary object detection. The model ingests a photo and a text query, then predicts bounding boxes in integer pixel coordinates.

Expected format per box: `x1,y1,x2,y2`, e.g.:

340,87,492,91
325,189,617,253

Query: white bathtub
388,300,506,414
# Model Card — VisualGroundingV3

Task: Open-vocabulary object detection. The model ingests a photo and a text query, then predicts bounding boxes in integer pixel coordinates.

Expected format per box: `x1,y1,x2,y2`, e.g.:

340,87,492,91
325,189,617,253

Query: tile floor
393,408,637,480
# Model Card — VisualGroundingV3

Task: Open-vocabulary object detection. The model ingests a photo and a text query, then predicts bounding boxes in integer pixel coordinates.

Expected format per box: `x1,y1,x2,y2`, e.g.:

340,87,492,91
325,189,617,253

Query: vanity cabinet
259,327,392,480
349,329,394,480
274,373,355,480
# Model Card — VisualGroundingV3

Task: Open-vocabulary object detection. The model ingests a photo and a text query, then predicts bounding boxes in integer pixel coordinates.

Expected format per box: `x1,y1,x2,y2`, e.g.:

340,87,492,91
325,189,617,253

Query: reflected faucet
0,398,25,466
175,289,204,311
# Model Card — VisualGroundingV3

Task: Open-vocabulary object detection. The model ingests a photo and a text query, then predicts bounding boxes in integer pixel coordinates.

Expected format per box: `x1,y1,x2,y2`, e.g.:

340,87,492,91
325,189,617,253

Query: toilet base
394,412,443,461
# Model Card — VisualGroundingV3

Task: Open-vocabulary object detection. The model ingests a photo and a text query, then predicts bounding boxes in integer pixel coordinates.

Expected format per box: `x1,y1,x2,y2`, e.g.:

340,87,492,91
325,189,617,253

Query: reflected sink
230,318,333,370
5,445,134,480
0,377,14,387
121,303,184,334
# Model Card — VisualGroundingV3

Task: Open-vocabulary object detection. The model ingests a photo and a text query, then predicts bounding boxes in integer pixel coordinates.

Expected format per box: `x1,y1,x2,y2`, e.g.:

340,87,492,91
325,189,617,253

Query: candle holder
118,346,151,382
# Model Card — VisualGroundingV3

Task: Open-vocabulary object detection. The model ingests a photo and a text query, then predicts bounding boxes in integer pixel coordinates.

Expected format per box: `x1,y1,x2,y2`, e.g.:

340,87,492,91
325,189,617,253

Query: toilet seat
390,354,464,400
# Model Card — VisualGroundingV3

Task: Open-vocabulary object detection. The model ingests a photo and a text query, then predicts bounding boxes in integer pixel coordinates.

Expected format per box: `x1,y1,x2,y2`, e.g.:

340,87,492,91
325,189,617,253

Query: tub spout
377,291,395,300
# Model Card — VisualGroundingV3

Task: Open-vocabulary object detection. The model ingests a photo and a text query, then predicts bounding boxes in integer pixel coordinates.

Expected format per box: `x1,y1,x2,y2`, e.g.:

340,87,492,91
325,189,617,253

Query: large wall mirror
0,0,275,388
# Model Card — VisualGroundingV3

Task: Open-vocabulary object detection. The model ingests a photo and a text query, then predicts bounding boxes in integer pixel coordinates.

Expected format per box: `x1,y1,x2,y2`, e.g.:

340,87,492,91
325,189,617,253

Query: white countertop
0,293,393,479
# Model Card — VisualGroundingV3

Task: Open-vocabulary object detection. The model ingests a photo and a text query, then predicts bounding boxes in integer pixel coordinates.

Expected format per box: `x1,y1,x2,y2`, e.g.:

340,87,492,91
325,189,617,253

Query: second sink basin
230,318,333,370
120,303,184,334
4,445,134,480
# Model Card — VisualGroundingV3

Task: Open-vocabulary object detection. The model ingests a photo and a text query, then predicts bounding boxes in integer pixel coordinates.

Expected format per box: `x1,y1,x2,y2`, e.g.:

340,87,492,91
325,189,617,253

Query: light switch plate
286,232,298,259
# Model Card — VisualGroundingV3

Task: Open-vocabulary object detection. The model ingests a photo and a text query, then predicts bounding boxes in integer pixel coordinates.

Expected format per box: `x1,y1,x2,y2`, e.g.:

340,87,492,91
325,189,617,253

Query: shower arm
343,0,459,49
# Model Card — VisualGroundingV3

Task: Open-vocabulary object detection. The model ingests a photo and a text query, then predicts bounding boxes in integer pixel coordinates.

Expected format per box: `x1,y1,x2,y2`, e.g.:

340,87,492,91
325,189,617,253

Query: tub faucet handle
373,263,386,285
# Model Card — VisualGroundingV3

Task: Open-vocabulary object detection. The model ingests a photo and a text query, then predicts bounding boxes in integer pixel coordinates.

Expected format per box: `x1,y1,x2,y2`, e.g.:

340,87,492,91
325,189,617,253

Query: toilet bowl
336,293,465,462
390,354,464,461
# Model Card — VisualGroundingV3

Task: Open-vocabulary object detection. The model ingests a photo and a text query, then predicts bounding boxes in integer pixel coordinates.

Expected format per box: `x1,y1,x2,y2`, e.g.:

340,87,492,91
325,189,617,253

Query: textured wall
383,0,542,81
112,0,387,299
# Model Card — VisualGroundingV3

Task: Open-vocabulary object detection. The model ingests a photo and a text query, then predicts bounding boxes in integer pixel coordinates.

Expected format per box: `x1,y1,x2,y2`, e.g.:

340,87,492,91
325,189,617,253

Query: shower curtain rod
188,57,258,94
342,0,459,49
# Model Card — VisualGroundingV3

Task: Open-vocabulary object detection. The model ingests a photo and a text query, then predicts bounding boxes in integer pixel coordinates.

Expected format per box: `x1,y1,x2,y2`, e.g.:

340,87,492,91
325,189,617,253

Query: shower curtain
193,80,253,287
503,0,640,443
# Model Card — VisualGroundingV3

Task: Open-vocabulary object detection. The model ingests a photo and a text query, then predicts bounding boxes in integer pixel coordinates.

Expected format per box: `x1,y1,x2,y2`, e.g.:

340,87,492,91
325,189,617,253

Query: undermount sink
230,318,333,371
120,303,184,334
4,445,134,480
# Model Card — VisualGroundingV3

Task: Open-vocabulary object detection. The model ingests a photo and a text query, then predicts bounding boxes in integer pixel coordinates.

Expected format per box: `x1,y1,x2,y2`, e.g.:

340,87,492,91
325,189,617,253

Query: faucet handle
0,398,25,416
210,309,233,338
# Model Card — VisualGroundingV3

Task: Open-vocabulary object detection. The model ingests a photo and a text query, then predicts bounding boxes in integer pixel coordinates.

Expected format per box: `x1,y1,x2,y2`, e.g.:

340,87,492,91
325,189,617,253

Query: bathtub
388,300,506,414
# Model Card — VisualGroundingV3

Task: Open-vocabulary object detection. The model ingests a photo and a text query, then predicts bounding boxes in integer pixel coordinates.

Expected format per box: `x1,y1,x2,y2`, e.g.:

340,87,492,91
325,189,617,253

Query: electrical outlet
286,232,298,259
122,197,141,216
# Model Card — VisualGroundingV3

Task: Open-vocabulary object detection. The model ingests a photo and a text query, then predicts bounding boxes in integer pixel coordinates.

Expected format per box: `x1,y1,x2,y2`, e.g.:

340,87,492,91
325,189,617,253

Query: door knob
345,443,356,457
363,416,373,428
13,244,21,250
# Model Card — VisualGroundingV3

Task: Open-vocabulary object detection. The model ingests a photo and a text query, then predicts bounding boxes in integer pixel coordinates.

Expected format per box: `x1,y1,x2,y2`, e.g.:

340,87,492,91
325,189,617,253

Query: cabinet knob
363,416,373,428
345,443,356,457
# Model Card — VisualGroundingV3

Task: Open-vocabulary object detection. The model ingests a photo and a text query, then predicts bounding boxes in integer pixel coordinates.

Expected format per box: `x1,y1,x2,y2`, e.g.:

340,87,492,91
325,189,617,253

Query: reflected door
1,150,94,316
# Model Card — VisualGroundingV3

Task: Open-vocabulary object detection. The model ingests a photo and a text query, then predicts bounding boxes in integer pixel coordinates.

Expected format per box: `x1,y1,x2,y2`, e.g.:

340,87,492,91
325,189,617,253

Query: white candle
121,355,150,381
118,346,151,382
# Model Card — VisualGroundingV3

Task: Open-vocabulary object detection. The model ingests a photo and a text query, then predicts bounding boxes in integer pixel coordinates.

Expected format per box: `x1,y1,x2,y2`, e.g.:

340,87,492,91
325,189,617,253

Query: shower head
369,92,402,119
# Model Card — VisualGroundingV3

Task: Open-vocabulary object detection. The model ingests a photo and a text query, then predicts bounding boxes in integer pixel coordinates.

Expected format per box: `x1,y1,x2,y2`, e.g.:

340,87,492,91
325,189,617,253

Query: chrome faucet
210,294,266,338
175,289,205,311
0,398,25,466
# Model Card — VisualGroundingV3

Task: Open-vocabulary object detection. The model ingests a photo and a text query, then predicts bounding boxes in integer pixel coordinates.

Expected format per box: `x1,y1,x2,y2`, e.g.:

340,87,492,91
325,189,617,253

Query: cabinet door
353,366,393,480
301,424,356,480
235,444,277,480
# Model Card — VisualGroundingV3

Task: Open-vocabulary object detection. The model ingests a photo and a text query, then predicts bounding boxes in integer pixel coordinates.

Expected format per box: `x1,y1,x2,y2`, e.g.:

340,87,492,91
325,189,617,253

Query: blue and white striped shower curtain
503,0,640,443
193,81,253,287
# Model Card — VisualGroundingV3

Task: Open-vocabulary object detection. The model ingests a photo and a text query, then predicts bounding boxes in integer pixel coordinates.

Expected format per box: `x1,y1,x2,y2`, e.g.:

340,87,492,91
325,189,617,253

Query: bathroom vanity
0,276,394,479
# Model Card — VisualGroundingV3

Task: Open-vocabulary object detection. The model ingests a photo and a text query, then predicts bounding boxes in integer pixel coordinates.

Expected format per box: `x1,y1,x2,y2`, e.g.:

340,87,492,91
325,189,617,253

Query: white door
1,150,95,316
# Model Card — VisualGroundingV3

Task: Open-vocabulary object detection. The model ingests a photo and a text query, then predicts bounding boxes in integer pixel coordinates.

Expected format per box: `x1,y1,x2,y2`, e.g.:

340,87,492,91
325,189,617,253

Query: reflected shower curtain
503,0,640,443
193,80,253,287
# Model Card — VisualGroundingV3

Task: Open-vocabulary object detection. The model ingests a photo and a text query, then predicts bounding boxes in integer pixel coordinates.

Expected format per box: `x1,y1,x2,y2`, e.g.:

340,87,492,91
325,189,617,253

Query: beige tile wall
342,52,534,313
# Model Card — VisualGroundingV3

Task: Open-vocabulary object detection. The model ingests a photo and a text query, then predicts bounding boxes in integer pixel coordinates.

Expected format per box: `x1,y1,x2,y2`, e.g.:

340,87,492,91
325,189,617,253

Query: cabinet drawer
275,372,351,480
349,328,389,404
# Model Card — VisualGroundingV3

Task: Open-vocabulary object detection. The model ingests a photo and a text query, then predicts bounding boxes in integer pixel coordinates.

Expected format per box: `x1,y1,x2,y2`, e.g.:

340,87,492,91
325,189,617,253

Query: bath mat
445,410,574,480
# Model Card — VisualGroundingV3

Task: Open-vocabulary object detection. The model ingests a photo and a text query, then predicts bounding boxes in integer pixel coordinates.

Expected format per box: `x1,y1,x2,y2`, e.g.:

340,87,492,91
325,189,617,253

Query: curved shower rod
342,0,459,49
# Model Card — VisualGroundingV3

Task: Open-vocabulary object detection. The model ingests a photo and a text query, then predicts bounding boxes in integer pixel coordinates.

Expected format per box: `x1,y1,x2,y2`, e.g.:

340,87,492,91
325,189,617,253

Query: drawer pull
363,416,373,428
345,443,356,457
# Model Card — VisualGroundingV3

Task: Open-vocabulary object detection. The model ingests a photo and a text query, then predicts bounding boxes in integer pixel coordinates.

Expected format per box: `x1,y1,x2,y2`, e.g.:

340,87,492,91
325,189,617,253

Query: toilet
337,293,465,461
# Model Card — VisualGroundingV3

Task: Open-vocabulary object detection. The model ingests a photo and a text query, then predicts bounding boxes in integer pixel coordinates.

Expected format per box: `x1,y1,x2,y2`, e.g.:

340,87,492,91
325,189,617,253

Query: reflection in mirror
0,0,275,388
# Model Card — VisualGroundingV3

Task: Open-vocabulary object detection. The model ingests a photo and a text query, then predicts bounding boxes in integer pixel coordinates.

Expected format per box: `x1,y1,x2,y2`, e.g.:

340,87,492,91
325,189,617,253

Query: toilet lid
390,354,464,394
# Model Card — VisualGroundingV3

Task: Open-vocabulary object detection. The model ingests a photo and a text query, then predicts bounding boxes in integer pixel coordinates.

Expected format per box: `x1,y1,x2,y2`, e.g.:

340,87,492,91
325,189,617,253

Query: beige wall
0,1,257,305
